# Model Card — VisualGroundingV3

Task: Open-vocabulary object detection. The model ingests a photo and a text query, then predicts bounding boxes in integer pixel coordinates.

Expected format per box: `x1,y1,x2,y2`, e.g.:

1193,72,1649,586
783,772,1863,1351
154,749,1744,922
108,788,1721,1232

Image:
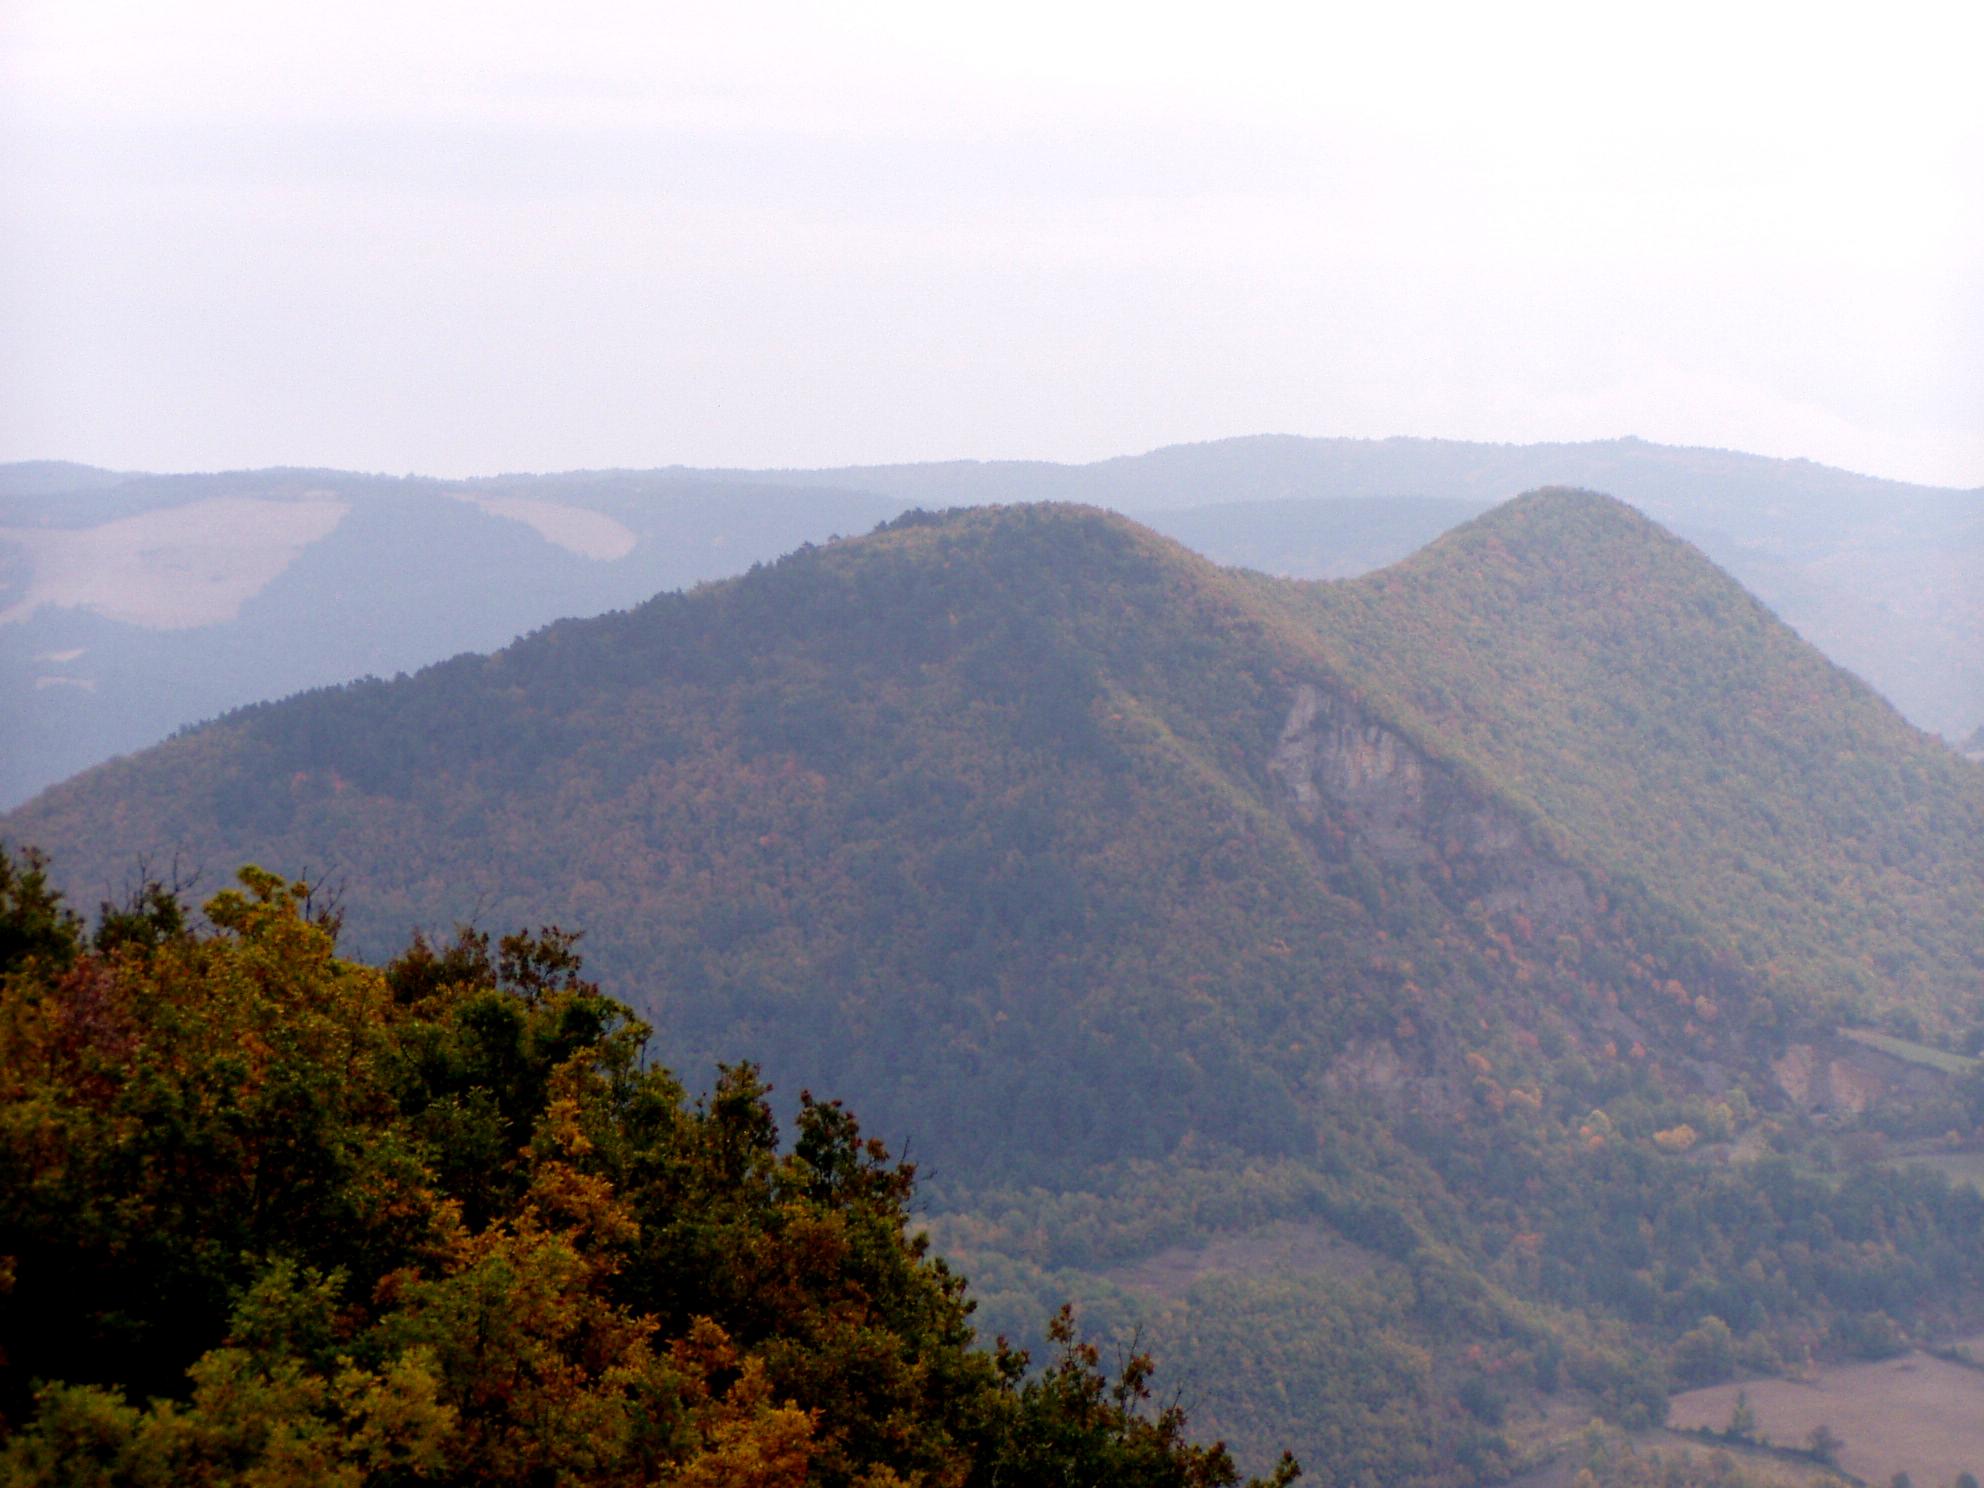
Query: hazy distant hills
0,466,907,807
14,493,1977,1079
687,435,1984,740
9,492,1984,1478
4,436,1977,809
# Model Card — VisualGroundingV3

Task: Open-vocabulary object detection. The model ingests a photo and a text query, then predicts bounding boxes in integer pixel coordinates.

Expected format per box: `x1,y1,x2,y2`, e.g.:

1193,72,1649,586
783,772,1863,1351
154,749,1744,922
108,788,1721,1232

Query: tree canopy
0,852,1294,1488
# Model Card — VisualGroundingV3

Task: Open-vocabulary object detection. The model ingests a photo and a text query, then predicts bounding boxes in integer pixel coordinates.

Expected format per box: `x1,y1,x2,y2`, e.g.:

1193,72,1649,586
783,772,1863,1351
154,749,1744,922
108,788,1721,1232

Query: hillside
7,436,1978,810
1256,490,1984,1031
0,468,907,806
688,436,1984,740
8,495,1984,1480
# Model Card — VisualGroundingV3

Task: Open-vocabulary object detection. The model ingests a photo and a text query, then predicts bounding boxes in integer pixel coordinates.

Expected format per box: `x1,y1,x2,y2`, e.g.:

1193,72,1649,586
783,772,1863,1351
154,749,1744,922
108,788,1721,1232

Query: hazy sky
3,2,1979,485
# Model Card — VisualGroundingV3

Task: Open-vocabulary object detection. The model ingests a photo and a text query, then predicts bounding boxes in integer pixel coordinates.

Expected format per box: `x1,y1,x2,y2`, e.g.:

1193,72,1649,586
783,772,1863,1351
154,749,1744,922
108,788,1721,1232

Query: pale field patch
0,496,348,628
1668,1349,1984,1488
446,492,638,560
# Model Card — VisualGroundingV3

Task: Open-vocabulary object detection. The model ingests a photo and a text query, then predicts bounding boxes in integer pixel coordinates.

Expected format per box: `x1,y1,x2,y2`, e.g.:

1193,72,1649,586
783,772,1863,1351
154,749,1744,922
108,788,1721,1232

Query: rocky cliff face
1268,682,1592,928
1269,684,1963,1123
1771,1039,1950,1116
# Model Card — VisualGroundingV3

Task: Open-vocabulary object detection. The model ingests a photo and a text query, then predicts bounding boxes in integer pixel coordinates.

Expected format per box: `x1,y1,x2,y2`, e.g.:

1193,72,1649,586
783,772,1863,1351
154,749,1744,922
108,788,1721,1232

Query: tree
1806,1423,1843,1467
0,854,1298,1488
1724,1389,1756,1442
1674,1316,1736,1385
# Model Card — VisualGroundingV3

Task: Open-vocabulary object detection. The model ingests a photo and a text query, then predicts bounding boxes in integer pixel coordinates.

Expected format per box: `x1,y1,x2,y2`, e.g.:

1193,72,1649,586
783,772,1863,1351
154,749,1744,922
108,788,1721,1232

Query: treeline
0,848,1294,1487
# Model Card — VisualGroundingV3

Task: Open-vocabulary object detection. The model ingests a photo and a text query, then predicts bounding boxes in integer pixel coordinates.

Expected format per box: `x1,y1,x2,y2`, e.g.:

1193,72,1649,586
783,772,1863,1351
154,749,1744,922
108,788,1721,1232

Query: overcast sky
2,2,1979,485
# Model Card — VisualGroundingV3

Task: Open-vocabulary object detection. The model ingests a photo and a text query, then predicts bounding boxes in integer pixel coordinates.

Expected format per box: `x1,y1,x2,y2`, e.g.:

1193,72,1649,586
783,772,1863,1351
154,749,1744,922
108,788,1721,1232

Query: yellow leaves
333,1347,455,1478
669,1400,814,1488
525,1090,641,1254
1652,1124,1699,1154
0,1344,459,1488
375,1219,672,1484
668,1321,818,1488
672,1315,740,1382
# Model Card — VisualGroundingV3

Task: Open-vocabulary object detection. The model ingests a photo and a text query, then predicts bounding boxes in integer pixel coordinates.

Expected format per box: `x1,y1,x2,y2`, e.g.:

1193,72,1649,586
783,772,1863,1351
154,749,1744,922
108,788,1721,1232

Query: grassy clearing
1841,1027,1981,1074
1902,1150,1984,1195
1668,1350,1984,1488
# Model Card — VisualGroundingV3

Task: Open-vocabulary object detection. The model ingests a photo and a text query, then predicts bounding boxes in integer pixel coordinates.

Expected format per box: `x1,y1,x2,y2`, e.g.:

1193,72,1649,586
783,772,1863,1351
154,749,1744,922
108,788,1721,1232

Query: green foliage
6,498,1983,1481
1258,489,1984,1031
0,846,79,976
0,852,1287,1488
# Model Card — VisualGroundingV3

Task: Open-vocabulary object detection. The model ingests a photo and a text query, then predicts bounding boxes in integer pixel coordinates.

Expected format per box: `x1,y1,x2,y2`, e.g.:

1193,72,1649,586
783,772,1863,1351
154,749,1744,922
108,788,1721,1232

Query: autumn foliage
0,852,1293,1487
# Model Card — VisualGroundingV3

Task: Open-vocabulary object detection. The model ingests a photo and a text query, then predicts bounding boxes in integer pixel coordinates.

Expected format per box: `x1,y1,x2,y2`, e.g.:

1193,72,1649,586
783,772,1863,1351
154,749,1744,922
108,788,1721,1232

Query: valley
6,488,1981,1482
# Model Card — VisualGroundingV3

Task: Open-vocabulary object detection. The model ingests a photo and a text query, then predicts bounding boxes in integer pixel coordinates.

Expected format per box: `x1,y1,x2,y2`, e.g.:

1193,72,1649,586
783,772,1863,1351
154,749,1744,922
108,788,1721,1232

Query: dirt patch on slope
1103,1219,1381,1303
1668,1350,1984,1487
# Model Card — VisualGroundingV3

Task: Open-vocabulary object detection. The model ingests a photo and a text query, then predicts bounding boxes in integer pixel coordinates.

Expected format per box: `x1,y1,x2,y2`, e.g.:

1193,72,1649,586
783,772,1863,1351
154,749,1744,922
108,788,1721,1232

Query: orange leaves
669,1320,818,1488
1651,1124,1698,1155
524,1089,641,1255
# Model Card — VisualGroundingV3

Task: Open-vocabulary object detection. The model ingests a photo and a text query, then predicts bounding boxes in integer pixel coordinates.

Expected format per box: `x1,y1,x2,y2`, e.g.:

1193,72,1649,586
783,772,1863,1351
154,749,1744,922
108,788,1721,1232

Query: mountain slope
8,433,1978,814
1255,490,1984,1029
10,493,1980,1149
1,505,1521,1174
8,494,1984,1481
0,469,907,805
686,435,1984,738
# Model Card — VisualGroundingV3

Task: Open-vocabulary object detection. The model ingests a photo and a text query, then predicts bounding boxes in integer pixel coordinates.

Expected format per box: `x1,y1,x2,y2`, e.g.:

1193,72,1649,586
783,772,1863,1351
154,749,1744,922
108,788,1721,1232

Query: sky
2,1,1979,485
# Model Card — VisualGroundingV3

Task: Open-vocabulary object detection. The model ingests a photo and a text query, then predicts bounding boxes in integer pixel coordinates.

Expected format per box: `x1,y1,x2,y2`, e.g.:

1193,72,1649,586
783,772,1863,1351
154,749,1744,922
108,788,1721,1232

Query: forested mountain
8,493,1984,1481
0,466,906,807
6,435,1977,808
687,436,1984,741
1254,491,1984,1029
0,853,1286,1488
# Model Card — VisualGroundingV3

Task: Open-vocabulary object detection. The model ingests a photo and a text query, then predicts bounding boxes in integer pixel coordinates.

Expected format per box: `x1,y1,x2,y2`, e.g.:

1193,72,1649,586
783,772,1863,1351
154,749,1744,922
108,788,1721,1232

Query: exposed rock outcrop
1772,1038,1952,1116
1269,682,1592,928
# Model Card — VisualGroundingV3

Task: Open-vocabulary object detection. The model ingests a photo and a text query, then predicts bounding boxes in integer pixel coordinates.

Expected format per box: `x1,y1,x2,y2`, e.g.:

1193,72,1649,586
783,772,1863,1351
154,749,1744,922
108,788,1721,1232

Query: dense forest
1258,490,1984,1030
0,848,1296,1486
6,494,1983,1479
10,433,1981,812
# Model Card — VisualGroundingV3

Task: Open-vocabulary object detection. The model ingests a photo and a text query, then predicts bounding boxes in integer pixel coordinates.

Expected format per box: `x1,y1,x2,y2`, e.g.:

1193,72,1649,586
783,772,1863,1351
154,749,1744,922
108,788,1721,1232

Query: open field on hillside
1102,1218,1382,1303
1841,1027,1982,1075
1668,1347,1984,1487
1902,1149,1984,1194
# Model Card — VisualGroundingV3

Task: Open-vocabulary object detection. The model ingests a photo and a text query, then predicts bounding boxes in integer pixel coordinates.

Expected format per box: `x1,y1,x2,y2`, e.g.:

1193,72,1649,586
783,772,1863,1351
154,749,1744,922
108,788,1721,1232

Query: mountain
8,493,1984,1481
0,464,1481,810
6,435,1977,810
0,468,908,807
682,435,1984,741
1251,490,1984,1029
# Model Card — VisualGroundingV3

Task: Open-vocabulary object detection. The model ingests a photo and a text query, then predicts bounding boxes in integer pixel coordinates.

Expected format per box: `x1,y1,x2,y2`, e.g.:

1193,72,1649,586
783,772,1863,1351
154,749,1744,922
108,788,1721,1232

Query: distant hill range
3,436,1978,808
7,491,1984,1480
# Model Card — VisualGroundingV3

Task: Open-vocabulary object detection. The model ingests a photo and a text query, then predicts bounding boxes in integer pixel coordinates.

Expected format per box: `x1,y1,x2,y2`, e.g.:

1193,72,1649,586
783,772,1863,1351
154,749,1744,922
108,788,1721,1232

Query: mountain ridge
9,489,1984,1480
6,435,1978,811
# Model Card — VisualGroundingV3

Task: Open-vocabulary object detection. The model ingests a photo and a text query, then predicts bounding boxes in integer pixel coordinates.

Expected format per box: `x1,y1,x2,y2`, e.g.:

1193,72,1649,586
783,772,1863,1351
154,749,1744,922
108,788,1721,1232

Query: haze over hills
1252,492,1984,1029
9,491,1983,1480
682,435,1984,741
0,466,906,807
4,435,1977,810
